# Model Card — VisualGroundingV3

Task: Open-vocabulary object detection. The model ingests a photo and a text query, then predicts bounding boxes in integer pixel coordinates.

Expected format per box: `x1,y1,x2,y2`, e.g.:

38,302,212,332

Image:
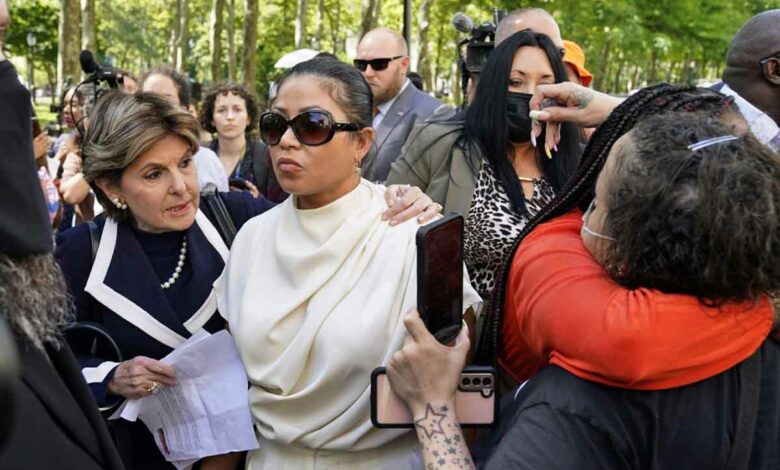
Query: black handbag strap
201,187,237,248
725,347,762,469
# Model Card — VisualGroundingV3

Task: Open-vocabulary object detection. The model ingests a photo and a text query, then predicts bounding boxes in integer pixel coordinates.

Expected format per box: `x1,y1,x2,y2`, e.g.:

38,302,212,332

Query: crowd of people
0,0,778,469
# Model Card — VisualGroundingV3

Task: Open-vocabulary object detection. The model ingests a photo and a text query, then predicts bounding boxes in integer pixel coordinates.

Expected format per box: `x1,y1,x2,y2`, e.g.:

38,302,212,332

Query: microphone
451,12,474,34
79,50,98,75
79,49,123,86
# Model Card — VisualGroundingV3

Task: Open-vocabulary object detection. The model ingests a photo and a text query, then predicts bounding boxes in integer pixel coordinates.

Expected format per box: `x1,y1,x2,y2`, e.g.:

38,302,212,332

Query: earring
354,161,362,177
113,198,127,210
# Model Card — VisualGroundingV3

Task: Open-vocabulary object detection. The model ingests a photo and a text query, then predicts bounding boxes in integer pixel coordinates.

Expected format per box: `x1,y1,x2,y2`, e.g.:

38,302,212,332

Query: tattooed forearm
414,402,475,470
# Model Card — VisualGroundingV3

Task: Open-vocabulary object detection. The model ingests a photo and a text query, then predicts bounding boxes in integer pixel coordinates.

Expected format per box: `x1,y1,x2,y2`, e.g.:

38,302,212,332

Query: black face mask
506,92,534,143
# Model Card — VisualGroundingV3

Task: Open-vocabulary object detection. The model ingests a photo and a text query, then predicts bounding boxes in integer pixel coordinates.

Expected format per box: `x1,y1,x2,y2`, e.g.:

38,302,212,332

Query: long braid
475,83,736,367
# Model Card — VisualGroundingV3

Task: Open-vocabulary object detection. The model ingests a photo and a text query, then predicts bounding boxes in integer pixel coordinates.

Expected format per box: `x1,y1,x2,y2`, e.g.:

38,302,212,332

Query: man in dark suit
355,27,449,182
0,2,124,467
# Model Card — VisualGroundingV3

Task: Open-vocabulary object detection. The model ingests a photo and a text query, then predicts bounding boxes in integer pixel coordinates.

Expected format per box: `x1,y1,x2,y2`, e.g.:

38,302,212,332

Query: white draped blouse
215,179,481,453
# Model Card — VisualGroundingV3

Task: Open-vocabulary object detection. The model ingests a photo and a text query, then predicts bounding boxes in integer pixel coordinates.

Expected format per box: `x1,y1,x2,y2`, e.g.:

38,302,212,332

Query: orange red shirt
500,210,773,389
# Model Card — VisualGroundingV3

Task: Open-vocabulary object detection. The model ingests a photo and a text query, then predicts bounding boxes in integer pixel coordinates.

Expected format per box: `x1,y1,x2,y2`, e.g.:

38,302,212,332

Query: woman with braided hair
385,84,780,469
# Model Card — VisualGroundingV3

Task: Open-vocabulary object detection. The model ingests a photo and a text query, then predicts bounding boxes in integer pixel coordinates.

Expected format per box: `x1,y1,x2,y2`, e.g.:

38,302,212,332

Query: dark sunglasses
353,56,404,72
759,51,780,66
259,110,360,146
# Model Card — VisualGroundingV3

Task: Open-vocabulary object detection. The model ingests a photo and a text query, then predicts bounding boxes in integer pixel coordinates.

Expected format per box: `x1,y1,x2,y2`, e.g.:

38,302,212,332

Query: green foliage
38,0,780,102
4,0,59,85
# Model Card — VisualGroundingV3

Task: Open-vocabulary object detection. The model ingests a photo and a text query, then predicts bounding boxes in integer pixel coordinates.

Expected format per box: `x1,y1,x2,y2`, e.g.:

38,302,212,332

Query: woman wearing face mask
387,30,580,301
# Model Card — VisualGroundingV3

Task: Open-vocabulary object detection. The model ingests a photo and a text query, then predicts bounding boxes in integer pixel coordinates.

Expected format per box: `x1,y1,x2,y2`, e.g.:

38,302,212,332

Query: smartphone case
370,366,498,428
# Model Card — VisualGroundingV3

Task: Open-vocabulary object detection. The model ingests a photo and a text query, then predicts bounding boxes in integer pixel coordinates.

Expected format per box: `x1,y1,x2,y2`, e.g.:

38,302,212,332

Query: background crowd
0,1,779,469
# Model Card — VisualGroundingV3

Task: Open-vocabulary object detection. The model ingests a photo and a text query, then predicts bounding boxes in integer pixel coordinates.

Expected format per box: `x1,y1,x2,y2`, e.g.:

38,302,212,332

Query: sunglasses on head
259,110,360,146
353,56,404,72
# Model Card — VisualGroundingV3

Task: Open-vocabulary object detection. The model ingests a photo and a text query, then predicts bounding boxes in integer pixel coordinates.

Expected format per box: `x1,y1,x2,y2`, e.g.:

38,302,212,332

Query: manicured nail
553,143,558,153
531,131,537,147
544,143,552,159
529,110,551,120
381,213,389,221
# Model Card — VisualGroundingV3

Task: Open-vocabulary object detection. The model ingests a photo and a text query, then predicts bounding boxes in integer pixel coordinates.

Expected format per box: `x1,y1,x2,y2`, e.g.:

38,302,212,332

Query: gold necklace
517,176,536,183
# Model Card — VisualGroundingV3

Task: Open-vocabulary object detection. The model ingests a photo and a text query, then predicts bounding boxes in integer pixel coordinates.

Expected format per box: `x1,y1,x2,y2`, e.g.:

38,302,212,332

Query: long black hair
463,30,581,217
475,83,741,365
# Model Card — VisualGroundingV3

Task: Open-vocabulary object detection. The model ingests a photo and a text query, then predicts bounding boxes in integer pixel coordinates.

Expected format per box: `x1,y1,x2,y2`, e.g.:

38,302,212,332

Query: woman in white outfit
215,57,481,469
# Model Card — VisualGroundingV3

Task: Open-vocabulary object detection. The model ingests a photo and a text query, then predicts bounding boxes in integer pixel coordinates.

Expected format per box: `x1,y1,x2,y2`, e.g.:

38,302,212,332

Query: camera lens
461,377,471,386
472,377,481,386
483,377,492,386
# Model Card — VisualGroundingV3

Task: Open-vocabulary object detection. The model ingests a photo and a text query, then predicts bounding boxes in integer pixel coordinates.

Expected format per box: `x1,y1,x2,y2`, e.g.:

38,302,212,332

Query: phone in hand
228,178,249,191
416,213,464,344
370,366,497,428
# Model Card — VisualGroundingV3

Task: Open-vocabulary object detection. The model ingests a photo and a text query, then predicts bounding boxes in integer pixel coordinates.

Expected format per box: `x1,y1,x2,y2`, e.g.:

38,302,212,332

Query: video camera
71,50,125,136
451,8,507,106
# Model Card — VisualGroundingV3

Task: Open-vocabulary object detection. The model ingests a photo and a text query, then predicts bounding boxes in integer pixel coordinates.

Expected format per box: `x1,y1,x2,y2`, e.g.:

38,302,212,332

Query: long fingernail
531,131,537,147
553,143,558,153
529,110,551,120
544,143,552,159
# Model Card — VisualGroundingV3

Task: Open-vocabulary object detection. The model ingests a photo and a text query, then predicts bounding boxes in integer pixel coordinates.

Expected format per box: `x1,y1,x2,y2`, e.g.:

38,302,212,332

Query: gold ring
146,381,160,394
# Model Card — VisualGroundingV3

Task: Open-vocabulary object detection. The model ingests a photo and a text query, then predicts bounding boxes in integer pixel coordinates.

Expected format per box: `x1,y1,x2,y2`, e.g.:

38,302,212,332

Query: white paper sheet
109,330,258,466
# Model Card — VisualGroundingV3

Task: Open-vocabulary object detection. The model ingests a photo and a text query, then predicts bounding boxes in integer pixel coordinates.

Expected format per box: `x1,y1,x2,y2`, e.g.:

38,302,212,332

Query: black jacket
0,332,124,470
476,341,780,469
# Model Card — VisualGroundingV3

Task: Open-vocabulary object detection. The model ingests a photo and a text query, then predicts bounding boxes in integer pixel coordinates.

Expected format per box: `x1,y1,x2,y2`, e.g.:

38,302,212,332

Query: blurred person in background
562,39,595,141
142,65,230,192
201,83,285,202
355,27,449,182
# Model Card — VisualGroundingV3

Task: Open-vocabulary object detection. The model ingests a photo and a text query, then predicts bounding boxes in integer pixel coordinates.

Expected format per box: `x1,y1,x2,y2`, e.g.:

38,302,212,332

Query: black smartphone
416,213,464,344
228,178,249,190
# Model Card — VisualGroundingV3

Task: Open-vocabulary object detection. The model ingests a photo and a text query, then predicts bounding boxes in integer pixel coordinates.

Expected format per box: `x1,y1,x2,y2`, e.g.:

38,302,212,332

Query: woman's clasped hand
107,356,177,399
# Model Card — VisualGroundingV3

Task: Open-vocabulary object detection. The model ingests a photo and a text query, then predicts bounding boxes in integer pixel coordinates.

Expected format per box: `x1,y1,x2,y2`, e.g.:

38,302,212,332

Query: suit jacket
54,191,274,469
386,120,481,217
362,85,450,182
0,332,124,470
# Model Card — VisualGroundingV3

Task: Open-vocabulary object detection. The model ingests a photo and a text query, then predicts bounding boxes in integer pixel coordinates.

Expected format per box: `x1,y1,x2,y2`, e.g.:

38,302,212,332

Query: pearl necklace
161,237,187,290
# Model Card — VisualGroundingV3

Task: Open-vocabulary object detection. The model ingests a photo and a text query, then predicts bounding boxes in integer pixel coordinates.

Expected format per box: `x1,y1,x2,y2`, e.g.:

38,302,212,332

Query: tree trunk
294,0,308,49
359,0,380,39
175,0,190,71
210,0,225,83
313,0,324,50
169,0,181,64
242,0,258,92
593,37,610,91
80,0,97,53
57,0,81,95
227,0,236,81
416,0,434,92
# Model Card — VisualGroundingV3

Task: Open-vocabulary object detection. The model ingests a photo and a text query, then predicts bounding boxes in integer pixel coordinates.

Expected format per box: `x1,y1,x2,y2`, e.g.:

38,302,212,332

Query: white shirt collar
373,79,411,128
720,83,780,149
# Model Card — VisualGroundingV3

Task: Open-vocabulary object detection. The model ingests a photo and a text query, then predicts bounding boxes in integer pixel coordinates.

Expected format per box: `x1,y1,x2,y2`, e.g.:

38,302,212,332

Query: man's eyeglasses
759,51,780,66
353,56,404,72
581,199,615,241
259,110,360,146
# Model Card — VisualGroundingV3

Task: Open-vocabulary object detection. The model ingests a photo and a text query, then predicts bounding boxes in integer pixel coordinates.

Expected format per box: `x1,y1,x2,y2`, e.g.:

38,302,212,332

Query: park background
4,0,777,126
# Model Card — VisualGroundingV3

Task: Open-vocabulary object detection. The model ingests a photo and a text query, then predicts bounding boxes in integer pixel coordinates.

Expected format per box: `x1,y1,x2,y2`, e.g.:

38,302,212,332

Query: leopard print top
464,160,555,299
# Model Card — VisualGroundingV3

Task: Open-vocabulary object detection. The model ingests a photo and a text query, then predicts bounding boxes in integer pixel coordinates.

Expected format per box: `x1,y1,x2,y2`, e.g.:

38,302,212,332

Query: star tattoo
414,403,447,439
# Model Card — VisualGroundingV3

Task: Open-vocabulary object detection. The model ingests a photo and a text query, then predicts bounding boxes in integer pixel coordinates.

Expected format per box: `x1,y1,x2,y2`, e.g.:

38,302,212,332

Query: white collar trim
84,210,228,349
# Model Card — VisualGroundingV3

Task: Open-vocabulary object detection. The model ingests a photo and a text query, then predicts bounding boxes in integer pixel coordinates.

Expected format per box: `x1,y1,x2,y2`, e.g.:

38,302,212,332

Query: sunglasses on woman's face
353,56,404,72
259,110,360,146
